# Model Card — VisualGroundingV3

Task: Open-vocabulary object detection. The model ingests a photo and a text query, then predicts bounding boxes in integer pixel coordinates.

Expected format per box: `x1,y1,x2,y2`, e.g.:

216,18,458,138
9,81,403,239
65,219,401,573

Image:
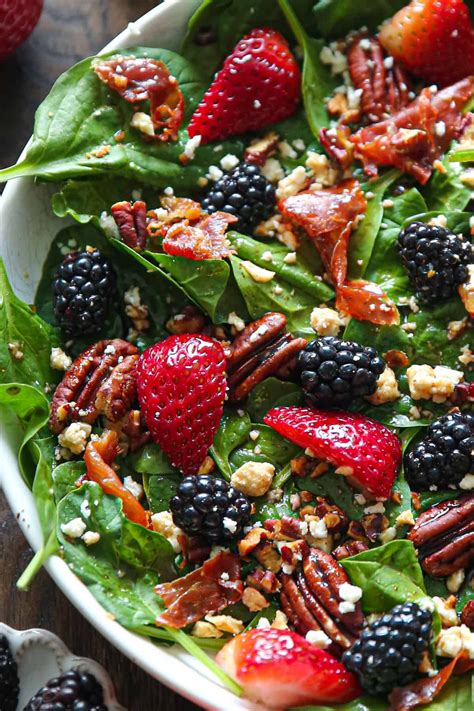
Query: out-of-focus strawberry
264,406,401,499
136,335,227,474
188,27,300,144
379,0,474,87
216,628,361,708
0,0,43,60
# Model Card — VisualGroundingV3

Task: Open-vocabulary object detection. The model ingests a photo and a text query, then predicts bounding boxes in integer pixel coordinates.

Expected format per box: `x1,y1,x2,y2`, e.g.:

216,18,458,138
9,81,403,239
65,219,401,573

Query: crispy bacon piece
111,201,148,250
155,551,243,628
347,34,411,123
388,653,474,711
323,76,474,184
93,56,184,141
84,429,149,528
279,180,399,325
154,196,237,260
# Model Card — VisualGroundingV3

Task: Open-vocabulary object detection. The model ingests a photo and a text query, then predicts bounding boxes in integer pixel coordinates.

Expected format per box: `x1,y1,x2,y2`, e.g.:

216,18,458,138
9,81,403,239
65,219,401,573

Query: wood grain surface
0,1,199,708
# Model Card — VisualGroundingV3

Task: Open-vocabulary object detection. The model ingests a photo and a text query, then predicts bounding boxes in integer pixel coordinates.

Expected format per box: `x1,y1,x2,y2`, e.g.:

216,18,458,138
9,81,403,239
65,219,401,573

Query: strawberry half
264,406,401,499
0,0,43,59
188,28,300,144
136,335,226,474
217,628,361,708
379,0,474,87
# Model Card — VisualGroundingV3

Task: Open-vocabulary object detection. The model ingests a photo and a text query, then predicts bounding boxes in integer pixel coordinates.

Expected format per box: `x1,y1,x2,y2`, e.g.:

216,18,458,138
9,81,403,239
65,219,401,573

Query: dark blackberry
201,162,275,232
296,336,386,408
53,248,116,336
397,221,472,304
24,669,107,710
0,635,19,711
170,475,251,542
342,602,432,696
405,411,474,491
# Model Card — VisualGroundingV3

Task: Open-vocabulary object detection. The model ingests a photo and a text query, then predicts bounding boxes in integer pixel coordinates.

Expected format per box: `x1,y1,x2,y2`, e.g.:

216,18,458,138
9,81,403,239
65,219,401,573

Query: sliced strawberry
264,407,401,499
136,335,227,474
379,0,474,87
188,28,300,144
0,0,42,59
216,628,361,708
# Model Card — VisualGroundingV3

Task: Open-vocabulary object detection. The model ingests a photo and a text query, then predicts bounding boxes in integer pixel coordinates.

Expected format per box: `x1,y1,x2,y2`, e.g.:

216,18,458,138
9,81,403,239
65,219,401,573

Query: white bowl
0,623,125,710
0,2,257,709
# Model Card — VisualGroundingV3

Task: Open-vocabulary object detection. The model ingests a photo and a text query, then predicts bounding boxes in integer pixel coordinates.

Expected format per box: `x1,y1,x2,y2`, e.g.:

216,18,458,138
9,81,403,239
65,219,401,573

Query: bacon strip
322,77,474,183
93,56,184,141
279,180,399,325
155,551,243,628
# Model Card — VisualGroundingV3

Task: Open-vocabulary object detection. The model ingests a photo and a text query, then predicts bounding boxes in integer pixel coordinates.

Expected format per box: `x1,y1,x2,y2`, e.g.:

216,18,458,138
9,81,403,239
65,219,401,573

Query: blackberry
342,602,432,696
397,221,472,304
170,475,251,542
25,669,107,711
53,249,116,336
201,163,275,232
0,635,19,711
405,411,474,491
296,336,386,408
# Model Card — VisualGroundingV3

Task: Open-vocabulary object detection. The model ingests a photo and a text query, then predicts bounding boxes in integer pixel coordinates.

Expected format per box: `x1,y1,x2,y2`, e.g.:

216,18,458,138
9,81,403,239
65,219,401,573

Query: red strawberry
188,28,300,144
216,628,361,708
379,0,474,87
0,0,43,59
136,335,226,474
264,407,401,499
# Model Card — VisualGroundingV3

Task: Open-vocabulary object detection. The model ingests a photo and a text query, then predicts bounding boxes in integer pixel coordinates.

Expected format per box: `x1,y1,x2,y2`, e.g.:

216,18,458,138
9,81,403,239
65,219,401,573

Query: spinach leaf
422,154,473,212
0,258,58,390
58,481,176,578
341,540,434,614
0,48,244,189
313,0,407,38
52,461,86,502
128,443,176,475
292,697,387,711
230,255,316,336
228,232,334,302
127,442,179,512
228,424,300,473
277,0,337,138
246,378,303,423
348,170,400,279
211,411,252,480
143,475,181,514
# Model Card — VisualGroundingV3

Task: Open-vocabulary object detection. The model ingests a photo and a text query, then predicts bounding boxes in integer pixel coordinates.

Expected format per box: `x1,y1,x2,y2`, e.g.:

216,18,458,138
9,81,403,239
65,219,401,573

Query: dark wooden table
0,2,199,708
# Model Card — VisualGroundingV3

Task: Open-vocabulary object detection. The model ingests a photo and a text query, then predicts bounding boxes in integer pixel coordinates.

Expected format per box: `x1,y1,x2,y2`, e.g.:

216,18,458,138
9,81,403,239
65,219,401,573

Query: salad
1,0,474,708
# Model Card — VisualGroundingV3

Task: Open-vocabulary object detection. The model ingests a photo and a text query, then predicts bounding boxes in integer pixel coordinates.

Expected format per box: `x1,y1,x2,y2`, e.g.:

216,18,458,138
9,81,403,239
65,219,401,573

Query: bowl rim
0,2,257,709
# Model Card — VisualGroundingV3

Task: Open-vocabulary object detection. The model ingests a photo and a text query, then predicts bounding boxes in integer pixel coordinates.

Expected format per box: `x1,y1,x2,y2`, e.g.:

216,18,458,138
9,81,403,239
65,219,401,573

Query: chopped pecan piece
244,131,279,165
254,540,282,573
408,494,474,577
333,540,369,561
314,497,349,535
111,200,148,251
264,516,306,540
166,305,206,335
347,34,411,123
461,600,474,631
280,547,364,657
237,527,269,558
246,567,281,594
226,312,307,402
49,339,139,434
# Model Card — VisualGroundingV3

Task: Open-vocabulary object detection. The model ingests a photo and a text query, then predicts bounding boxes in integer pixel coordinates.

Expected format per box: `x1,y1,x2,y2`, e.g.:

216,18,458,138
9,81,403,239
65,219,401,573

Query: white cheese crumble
260,157,284,183
447,569,465,594
406,364,463,403
460,473,474,490
320,43,348,75
227,311,246,331
306,630,331,648
283,251,297,264
61,518,87,539
50,347,72,371
278,140,297,159
58,423,92,455
310,306,343,336
339,582,363,603
80,499,91,519
123,476,144,501
151,511,183,553
130,111,155,137
82,530,101,546
223,517,238,534
276,166,308,200
436,625,474,659
183,134,202,160
206,165,224,181
366,367,400,405
231,461,275,497
220,153,240,171
459,264,474,315
339,601,356,614
364,502,385,514
261,250,273,262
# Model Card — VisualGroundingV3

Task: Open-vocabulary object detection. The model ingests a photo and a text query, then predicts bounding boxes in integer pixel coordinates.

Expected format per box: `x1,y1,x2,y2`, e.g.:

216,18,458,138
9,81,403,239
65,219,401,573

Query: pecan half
347,34,411,123
333,540,369,561
408,494,474,577
49,339,139,434
280,547,364,656
111,200,148,251
461,600,474,631
226,312,307,402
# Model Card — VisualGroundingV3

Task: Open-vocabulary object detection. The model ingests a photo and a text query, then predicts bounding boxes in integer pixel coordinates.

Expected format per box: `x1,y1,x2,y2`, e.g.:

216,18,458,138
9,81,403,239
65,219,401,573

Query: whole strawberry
188,27,300,144
136,335,227,474
0,0,43,59
264,406,401,499
379,0,474,87
217,628,361,708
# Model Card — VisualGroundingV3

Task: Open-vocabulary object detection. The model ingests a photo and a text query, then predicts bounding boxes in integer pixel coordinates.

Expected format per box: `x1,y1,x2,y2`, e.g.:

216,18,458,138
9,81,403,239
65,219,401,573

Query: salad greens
1,0,473,707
